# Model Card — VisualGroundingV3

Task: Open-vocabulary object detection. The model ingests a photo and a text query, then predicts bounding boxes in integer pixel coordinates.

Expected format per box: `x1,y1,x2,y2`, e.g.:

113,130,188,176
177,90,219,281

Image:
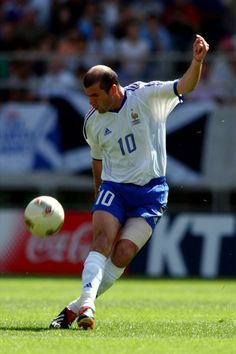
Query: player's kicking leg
50,210,121,329
51,216,152,329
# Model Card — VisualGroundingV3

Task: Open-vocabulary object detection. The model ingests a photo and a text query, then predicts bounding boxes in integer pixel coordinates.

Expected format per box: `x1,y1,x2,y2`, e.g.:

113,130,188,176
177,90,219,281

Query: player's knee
111,239,138,268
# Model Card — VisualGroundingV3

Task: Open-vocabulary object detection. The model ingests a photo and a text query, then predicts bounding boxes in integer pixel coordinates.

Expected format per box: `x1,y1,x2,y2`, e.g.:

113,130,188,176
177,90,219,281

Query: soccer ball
24,196,65,237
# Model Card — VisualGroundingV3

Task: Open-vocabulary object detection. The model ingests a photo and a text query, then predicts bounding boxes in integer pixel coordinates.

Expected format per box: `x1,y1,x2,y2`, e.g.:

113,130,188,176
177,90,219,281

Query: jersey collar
109,90,127,113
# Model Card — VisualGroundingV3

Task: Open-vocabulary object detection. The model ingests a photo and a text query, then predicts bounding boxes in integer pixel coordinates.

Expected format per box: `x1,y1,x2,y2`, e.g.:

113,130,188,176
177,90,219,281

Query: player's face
84,83,115,113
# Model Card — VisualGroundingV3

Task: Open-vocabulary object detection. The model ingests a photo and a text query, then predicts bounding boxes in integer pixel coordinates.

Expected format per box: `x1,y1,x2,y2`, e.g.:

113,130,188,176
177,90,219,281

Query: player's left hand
193,34,209,63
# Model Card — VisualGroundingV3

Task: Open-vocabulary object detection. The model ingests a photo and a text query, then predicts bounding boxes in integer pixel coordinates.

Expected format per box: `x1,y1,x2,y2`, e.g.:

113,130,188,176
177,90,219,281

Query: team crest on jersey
104,128,112,136
131,110,140,125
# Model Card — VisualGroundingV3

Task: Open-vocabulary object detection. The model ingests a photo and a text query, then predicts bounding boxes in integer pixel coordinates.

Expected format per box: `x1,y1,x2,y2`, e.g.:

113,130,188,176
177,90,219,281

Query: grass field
0,277,236,354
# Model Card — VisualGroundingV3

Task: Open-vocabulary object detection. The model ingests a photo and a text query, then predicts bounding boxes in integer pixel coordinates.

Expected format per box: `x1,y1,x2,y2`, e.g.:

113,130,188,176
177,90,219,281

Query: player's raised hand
193,34,209,63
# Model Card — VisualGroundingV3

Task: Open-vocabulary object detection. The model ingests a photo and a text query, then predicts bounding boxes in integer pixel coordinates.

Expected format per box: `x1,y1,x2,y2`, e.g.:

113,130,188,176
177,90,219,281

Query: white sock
68,257,124,314
68,251,106,313
97,258,125,297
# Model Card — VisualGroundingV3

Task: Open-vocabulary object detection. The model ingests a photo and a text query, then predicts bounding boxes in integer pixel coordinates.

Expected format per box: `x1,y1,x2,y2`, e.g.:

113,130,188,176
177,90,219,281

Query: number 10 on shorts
95,190,115,206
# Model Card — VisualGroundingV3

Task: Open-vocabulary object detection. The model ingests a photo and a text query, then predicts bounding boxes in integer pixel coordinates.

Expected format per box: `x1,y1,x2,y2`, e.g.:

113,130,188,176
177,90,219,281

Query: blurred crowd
0,0,236,103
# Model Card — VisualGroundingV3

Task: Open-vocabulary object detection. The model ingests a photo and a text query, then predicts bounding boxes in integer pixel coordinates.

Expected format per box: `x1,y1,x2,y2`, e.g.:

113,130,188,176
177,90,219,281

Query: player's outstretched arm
177,34,209,95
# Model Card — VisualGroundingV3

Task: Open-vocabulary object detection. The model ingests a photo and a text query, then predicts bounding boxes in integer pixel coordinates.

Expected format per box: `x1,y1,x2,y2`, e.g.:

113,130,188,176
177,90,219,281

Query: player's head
83,65,119,92
83,65,122,113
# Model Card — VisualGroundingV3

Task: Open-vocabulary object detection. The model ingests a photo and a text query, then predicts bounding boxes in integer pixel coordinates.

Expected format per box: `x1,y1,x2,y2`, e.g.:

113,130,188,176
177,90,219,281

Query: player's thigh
92,210,121,246
120,217,152,250
111,217,152,267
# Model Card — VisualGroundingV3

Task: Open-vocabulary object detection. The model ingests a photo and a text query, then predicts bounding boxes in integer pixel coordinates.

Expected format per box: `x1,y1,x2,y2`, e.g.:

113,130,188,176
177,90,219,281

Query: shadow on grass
0,326,77,332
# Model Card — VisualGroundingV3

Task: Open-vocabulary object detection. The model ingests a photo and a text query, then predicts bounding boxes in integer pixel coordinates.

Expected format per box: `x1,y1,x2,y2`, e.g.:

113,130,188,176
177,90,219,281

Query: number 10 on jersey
118,133,136,155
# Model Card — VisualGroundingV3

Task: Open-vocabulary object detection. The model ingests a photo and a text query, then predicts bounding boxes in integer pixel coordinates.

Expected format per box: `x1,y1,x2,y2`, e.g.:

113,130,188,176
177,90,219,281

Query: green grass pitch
0,277,236,354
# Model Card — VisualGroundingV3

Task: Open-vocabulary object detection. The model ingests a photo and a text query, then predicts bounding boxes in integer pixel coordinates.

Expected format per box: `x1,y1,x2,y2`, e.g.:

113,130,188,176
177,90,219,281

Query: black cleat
49,307,77,329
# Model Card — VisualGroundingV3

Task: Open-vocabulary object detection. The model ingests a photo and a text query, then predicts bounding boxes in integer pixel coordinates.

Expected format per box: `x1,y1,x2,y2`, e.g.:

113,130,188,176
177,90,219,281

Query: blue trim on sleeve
83,107,96,139
174,80,183,102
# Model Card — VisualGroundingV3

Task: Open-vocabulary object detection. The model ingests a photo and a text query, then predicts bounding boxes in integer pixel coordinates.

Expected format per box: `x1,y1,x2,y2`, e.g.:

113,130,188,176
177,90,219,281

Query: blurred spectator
112,5,137,40
163,0,201,51
1,0,25,23
101,0,120,30
57,29,88,71
129,0,164,19
37,33,57,53
0,0,235,102
16,7,47,49
86,21,117,67
140,13,174,79
37,58,78,98
28,0,51,27
0,20,19,51
6,60,39,101
209,35,236,104
226,1,236,33
188,61,226,103
64,0,86,28
195,0,229,51
118,20,150,82
49,2,75,37
33,34,58,77
141,14,173,52
76,1,101,39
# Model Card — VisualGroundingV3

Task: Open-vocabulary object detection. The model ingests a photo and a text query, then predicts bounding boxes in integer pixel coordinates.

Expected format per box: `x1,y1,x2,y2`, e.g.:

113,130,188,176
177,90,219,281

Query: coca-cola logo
26,222,92,263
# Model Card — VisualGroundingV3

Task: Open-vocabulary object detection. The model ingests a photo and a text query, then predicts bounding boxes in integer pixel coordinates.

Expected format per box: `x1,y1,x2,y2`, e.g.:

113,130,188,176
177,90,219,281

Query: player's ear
110,84,117,96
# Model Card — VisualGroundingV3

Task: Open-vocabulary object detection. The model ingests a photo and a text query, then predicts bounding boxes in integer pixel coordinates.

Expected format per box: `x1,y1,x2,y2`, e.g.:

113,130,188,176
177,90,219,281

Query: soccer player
50,34,209,329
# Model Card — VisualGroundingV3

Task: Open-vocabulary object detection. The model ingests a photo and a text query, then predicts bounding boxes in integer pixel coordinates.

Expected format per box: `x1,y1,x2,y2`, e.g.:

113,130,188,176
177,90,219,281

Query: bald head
83,65,119,93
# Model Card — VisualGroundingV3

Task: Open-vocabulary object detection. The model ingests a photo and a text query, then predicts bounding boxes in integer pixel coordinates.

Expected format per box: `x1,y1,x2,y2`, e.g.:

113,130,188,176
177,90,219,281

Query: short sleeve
138,80,183,122
83,117,103,160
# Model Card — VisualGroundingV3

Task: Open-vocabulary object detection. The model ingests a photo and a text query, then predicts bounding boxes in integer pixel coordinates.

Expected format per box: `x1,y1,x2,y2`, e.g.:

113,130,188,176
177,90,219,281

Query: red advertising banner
1,210,235,277
0,210,93,275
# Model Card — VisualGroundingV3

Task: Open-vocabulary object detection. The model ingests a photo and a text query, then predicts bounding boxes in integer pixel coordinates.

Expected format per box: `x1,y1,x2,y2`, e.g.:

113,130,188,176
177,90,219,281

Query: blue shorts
92,177,169,230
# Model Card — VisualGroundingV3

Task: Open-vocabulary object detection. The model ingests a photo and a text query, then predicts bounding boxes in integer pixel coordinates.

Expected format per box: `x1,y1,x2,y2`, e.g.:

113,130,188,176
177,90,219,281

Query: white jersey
83,80,182,185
